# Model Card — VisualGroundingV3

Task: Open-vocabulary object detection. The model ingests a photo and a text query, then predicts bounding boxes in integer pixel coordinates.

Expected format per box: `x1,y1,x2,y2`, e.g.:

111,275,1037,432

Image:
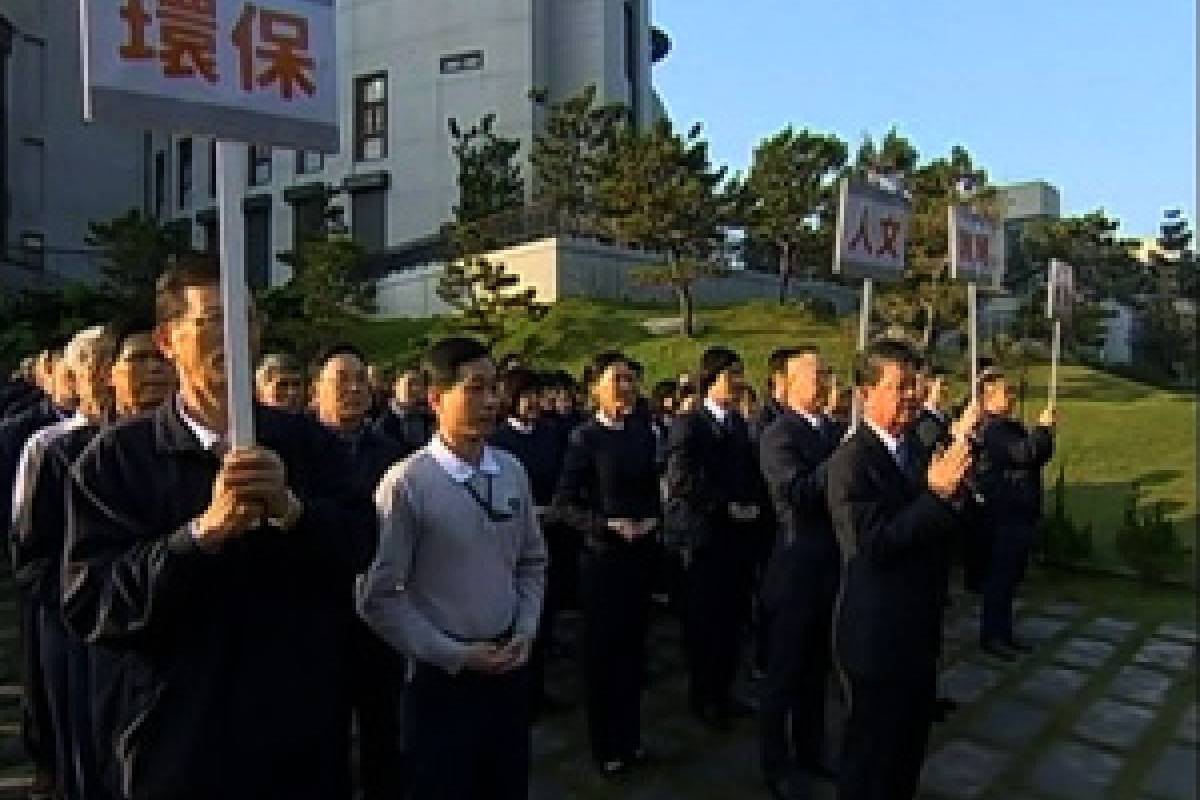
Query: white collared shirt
863,416,902,462
703,397,731,425
175,395,223,451
797,408,825,432
506,417,534,436
427,434,501,484
595,410,625,431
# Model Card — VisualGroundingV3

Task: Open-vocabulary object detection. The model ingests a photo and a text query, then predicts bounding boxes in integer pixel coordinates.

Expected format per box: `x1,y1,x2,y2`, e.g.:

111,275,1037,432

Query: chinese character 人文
233,4,317,100
877,215,901,259
848,207,873,255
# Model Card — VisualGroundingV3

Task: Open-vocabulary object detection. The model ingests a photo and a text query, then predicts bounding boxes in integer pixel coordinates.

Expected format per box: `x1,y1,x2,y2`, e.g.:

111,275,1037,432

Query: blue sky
652,0,1195,236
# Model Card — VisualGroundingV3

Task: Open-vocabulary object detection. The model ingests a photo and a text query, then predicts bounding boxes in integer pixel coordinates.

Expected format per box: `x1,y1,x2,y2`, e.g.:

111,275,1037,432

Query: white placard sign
1046,259,1074,319
82,0,338,151
948,204,1000,284
832,179,910,282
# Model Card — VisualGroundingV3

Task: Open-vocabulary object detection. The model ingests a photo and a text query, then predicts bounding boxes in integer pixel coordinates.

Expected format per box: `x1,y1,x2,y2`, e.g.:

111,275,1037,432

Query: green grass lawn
354,298,1197,580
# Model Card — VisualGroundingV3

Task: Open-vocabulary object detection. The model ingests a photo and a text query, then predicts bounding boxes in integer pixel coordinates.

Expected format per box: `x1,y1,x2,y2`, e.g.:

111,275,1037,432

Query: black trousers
406,663,531,800
580,537,653,764
981,521,1034,645
684,523,755,709
838,671,936,800
18,594,55,777
759,538,838,779
37,604,70,797
349,620,407,800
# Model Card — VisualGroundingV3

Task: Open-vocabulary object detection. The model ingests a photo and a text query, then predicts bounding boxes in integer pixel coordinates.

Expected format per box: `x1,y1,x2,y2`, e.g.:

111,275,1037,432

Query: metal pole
1049,317,1061,410
216,139,255,447
968,281,978,407
851,277,873,428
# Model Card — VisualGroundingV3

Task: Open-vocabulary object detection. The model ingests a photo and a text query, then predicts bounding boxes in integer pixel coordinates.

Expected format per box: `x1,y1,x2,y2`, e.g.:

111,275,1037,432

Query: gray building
167,0,672,288
1,0,153,287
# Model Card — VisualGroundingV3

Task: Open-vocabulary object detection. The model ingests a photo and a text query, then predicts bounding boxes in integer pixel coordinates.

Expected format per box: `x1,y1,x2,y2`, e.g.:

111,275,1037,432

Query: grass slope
356,299,1197,574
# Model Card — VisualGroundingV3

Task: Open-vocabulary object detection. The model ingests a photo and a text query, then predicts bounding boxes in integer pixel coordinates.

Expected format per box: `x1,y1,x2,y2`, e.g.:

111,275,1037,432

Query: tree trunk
679,286,694,337
778,241,791,305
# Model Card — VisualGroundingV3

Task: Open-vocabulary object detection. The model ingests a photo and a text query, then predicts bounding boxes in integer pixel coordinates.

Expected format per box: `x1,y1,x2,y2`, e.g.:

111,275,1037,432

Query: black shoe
981,640,1017,661
765,771,811,800
1005,638,1034,654
933,697,960,722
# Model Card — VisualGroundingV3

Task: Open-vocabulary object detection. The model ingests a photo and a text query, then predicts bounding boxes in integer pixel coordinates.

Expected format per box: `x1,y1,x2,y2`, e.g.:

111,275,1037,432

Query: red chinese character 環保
848,207,873,255
158,0,219,83
233,4,316,100
878,215,901,259
119,0,156,61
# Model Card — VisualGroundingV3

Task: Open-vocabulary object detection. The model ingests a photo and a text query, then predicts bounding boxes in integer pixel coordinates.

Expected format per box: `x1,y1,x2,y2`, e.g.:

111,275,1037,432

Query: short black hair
110,316,158,357
651,379,677,403
499,367,541,417
857,339,918,388
589,351,633,386
424,337,491,389
979,367,1006,393
155,254,221,324
697,346,742,392
312,343,368,376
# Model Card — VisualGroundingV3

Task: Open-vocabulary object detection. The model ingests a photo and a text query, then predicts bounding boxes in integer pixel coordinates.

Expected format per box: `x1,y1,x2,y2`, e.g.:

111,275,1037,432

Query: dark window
208,139,217,198
177,138,193,209
248,144,272,186
154,151,166,218
292,198,325,252
296,149,324,175
624,1,641,126
354,73,387,161
351,188,386,253
245,206,271,289
440,50,484,75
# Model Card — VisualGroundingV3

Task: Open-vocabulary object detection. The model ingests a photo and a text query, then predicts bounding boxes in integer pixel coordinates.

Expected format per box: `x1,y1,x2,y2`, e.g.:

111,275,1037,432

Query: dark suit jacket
664,407,766,550
371,405,434,457
912,408,951,471
977,417,1054,525
759,409,838,549
64,401,375,800
1,399,65,537
827,424,960,681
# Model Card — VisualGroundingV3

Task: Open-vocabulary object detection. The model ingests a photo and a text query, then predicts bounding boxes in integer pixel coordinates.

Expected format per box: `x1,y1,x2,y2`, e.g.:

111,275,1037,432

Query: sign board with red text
832,179,910,282
81,0,338,151
948,204,1000,285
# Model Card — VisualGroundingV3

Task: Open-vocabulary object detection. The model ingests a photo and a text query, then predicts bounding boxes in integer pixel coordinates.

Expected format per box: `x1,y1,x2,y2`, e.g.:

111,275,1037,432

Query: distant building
166,0,672,289
995,180,1062,289
0,1,152,286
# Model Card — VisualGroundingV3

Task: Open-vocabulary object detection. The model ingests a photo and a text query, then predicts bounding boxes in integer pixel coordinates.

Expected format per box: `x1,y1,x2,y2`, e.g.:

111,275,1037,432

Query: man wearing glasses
358,336,547,800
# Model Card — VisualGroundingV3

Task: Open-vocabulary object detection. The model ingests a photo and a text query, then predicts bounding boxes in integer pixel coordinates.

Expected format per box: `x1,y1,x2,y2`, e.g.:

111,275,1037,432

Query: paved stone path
0,571,1193,800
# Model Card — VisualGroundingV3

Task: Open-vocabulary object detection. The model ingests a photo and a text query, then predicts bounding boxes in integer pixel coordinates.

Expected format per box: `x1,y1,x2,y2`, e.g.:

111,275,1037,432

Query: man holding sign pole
63,261,376,800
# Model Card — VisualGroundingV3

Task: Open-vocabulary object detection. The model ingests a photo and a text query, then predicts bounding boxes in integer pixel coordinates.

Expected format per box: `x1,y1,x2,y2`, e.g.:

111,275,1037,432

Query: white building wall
169,0,662,288
2,0,149,282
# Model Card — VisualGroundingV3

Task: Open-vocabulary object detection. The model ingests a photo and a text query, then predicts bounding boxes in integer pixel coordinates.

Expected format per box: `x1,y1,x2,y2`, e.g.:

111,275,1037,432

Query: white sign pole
216,139,255,447
1049,317,1061,410
851,277,873,428
968,281,979,407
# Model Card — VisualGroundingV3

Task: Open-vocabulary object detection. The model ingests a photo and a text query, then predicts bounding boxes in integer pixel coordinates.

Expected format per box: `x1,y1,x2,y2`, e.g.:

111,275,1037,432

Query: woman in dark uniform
552,352,661,776
490,367,569,713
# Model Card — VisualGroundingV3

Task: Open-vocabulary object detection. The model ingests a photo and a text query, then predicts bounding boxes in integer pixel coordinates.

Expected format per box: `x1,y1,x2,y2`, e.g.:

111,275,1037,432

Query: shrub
1036,462,1094,564
1114,484,1187,584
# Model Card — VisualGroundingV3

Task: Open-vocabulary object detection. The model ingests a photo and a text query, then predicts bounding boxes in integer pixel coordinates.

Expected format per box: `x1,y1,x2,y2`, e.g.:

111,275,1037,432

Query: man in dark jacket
826,339,977,800
757,346,839,800
976,370,1056,658
63,260,376,800
372,364,435,455
311,343,408,800
2,342,75,796
666,346,767,729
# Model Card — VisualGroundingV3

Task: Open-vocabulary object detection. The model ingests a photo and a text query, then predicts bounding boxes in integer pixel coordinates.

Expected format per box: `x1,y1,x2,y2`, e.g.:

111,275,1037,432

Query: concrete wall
372,236,861,318
2,0,148,283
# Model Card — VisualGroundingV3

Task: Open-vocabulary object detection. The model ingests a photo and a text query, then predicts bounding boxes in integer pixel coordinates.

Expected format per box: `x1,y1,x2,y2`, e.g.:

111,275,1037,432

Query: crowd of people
0,255,1058,800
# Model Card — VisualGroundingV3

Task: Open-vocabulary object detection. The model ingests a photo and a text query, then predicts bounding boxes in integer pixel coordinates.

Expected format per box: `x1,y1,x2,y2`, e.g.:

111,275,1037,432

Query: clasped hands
194,446,299,550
